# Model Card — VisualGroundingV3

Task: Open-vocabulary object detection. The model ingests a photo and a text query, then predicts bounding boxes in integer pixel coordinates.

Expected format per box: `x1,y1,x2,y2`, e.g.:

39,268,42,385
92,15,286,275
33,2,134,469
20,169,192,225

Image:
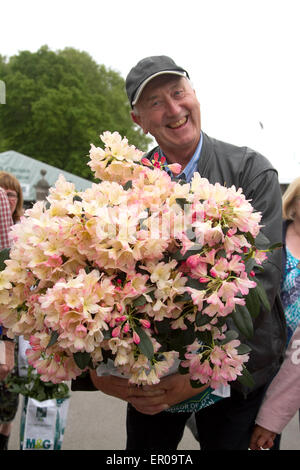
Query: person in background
0,172,24,450
249,323,300,450
281,177,300,343
0,171,24,224
250,177,300,450
73,56,287,450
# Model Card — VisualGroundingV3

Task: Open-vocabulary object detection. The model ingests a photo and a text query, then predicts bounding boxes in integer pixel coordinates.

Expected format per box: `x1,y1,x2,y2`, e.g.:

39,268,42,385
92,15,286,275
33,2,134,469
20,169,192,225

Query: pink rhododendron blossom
0,131,272,389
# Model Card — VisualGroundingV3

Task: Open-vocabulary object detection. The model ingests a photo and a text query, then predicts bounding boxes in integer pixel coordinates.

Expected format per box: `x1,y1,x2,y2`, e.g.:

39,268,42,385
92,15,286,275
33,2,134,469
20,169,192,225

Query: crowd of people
0,55,299,451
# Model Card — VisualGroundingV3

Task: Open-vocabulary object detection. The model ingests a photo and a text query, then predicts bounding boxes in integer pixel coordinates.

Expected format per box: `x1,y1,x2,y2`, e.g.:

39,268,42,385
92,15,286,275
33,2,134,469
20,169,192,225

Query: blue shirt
160,132,203,182
177,132,203,182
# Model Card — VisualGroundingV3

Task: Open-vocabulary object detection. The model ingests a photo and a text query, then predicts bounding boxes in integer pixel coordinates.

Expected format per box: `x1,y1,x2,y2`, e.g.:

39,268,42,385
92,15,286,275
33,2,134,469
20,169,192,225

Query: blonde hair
282,176,300,220
0,171,24,223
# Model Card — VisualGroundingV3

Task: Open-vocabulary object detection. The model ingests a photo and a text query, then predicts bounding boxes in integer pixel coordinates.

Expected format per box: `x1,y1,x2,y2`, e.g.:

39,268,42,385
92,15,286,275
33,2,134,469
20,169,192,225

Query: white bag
20,396,70,450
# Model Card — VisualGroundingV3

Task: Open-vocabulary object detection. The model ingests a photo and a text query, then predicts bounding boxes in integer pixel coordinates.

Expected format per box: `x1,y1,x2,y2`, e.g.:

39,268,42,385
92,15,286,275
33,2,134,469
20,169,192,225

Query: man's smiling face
132,74,201,164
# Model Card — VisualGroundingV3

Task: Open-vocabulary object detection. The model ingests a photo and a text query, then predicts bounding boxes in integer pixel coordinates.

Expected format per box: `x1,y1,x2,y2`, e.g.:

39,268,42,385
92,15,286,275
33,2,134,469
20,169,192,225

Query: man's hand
0,340,15,381
90,370,208,416
129,373,208,415
249,424,277,450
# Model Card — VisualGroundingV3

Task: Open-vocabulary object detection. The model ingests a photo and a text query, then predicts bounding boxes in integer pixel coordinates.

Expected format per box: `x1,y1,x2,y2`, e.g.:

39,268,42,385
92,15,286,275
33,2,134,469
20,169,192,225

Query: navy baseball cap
126,55,189,107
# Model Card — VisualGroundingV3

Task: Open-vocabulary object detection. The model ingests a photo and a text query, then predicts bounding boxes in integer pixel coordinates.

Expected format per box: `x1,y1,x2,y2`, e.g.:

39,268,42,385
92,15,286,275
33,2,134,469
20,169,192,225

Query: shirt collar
178,132,203,182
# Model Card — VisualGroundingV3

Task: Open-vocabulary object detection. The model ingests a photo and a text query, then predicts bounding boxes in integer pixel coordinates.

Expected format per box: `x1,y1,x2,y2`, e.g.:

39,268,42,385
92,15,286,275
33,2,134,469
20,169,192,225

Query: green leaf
268,242,282,250
135,326,154,360
174,292,192,303
244,258,257,274
236,344,252,355
37,392,47,401
196,311,211,327
169,324,196,350
231,305,254,339
154,319,170,337
196,329,213,346
245,288,261,319
46,330,59,348
175,198,189,210
255,279,271,312
254,231,270,250
123,180,132,191
132,294,148,307
237,366,255,388
0,248,10,271
73,351,91,370
186,277,203,290
219,329,239,345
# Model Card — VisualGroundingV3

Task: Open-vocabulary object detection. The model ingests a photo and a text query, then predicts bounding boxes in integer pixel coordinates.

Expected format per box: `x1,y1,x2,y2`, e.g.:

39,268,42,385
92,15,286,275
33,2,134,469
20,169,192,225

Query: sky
1,0,299,182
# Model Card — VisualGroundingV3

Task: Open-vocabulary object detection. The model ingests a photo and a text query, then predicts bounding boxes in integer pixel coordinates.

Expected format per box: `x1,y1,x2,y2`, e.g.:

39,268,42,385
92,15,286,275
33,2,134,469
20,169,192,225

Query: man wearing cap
77,56,286,450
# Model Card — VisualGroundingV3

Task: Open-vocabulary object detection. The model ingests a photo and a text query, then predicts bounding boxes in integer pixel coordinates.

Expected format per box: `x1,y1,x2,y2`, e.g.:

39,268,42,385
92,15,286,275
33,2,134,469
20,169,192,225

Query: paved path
8,389,300,450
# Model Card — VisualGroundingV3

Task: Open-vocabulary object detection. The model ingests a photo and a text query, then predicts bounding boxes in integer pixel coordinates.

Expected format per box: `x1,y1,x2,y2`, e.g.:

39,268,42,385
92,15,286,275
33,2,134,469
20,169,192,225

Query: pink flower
133,331,140,344
44,255,63,268
141,158,152,167
218,281,239,300
187,288,205,310
254,250,268,265
75,324,87,337
227,254,245,274
112,325,121,337
139,319,151,328
186,254,201,269
210,258,229,280
234,271,256,295
168,163,182,175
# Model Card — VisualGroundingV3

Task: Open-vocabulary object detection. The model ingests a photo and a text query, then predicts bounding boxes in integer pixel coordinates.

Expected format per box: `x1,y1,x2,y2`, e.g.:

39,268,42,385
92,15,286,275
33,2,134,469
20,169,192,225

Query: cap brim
132,70,187,106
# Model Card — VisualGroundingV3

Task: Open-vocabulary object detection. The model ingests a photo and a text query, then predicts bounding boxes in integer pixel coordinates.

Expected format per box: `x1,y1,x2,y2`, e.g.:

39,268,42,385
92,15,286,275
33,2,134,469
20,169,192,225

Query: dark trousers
126,385,279,450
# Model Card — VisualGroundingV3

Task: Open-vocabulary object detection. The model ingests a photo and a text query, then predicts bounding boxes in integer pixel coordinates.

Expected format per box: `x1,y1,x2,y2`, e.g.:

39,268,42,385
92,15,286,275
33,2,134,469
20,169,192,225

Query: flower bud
133,331,140,344
112,326,121,337
139,319,151,329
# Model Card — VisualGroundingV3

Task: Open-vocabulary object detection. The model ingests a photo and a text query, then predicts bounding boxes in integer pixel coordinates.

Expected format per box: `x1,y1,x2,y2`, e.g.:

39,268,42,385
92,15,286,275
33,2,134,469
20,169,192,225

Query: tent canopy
0,150,92,201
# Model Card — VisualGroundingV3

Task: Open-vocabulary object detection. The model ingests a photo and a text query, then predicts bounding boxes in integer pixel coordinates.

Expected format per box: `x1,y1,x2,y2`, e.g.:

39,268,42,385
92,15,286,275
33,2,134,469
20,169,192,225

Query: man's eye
151,101,161,108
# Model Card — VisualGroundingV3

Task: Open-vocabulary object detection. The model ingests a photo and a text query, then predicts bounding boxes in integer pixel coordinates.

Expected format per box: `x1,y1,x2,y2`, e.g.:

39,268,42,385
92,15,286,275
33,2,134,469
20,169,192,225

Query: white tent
0,150,92,201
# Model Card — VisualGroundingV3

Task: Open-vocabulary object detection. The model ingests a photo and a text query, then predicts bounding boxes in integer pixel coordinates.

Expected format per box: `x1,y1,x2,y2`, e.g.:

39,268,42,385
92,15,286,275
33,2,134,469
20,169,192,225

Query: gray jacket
147,132,287,394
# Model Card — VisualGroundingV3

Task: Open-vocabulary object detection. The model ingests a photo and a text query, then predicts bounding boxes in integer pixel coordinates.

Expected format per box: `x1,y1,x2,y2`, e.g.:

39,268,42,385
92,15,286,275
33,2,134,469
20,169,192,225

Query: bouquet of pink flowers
0,132,275,390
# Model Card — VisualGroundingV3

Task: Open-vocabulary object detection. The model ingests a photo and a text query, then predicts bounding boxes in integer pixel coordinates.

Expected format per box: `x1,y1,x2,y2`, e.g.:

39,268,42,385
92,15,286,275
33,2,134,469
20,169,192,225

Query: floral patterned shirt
281,247,300,343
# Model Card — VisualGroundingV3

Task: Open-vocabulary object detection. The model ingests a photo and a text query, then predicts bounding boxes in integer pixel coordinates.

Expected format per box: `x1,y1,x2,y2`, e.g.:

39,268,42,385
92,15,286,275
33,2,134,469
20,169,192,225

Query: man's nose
164,98,181,116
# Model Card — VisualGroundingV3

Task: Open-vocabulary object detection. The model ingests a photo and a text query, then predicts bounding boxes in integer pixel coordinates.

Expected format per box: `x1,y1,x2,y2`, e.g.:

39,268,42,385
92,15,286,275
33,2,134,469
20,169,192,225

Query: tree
0,46,151,180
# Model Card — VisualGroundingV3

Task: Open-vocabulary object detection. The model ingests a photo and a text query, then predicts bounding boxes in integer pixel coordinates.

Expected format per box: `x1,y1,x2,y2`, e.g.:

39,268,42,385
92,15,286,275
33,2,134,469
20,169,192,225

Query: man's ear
131,111,148,134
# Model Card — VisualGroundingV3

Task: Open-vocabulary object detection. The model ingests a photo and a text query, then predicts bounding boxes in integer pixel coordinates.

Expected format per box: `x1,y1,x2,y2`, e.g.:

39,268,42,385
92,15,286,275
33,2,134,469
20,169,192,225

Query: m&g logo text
25,438,52,449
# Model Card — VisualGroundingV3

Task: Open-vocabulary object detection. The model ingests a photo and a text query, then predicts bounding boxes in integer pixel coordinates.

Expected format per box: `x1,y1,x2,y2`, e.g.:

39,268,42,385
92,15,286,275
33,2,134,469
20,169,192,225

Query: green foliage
0,248,10,271
135,325,154,360
237,366,256,389
73,351,92,369
231,304,254,340
0,46,151,180
5,366,70,401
